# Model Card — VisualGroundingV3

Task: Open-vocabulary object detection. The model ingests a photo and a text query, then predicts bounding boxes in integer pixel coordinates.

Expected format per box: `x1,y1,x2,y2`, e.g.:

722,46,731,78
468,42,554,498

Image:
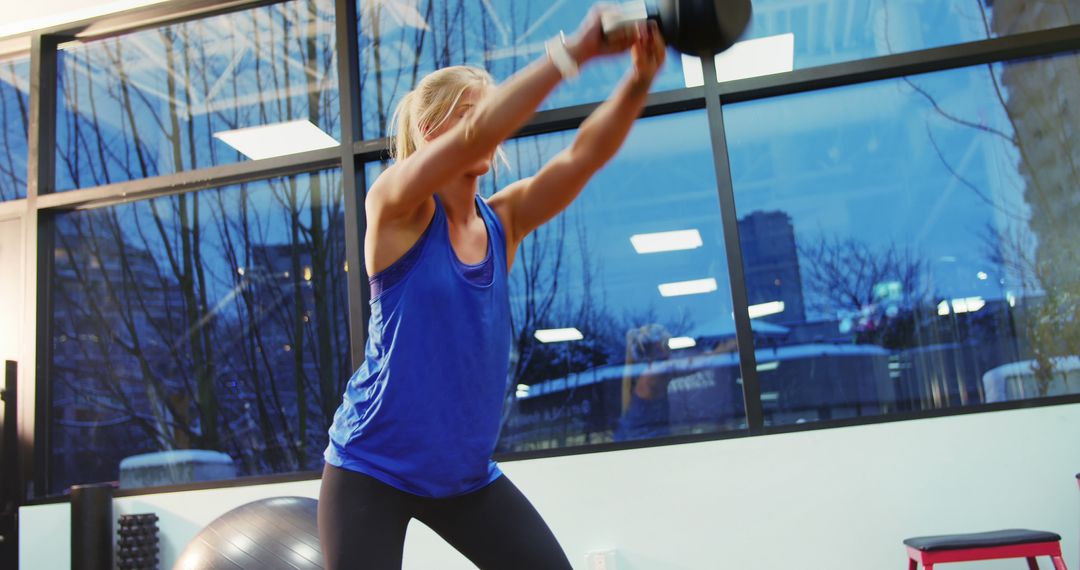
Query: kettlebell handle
600,1,657,36
600,0,753,56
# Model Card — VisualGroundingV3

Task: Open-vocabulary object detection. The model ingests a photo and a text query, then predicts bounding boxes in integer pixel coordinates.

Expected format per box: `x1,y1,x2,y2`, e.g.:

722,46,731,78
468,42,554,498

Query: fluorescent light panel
938,297,986,316
213,120,339,160
534,328,583,343
667,336,696,350
951,296,985,314
681,33,795,87
748,301,785,319
630,229,703,254
658,278,717,297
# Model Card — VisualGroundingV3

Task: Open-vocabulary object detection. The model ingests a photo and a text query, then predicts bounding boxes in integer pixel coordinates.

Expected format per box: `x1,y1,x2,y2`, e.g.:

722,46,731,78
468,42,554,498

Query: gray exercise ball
173,496,322,569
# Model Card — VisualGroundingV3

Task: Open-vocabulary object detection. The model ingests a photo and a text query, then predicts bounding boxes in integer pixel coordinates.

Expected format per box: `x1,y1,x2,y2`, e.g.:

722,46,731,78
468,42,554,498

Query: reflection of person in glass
318,7,667,570
615,328,741,441
616,324,675,441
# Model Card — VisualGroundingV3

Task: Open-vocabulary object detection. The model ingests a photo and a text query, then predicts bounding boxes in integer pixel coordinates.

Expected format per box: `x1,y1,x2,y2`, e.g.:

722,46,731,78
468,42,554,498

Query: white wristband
545,31,579,80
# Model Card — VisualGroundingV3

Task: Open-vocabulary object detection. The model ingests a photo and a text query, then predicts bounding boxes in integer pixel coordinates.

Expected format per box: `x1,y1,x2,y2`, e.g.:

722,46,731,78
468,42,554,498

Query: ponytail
390,90,421,161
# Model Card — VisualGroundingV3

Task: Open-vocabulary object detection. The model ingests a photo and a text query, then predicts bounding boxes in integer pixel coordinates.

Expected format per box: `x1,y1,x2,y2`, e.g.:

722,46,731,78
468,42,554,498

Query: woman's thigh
415,476,572,570
318,464,414,570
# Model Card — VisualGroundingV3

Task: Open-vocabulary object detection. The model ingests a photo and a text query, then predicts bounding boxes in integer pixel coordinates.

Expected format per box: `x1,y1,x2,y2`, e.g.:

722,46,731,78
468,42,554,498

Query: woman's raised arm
370,5,639,220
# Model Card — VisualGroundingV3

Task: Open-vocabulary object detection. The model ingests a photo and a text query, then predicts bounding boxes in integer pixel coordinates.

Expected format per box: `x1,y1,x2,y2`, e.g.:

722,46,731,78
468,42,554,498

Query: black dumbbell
602,0,753,55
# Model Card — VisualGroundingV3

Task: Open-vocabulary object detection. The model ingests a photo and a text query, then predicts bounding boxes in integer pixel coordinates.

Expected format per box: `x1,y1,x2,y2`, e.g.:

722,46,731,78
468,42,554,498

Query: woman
319,6,666,569
617,324,676,441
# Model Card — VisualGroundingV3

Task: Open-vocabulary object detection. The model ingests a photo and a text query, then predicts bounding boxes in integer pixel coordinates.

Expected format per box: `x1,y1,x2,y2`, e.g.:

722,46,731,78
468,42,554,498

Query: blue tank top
324,194,512,498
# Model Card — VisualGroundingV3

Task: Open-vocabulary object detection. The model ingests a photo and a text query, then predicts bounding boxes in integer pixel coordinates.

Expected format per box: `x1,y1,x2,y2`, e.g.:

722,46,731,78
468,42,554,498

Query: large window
0,55,29,202
700,0,1080,81
55,0,339,191
49,170,350,494
725,50,1080,426
500,113,749,451
13,0,1078,498
356,0,693,139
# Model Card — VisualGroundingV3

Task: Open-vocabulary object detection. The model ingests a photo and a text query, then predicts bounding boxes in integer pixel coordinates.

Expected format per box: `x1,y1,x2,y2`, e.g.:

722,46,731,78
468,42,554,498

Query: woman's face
425,87,494,178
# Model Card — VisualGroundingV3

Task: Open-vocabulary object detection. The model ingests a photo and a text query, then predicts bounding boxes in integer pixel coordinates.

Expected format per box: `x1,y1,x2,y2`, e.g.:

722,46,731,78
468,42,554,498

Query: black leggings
318,463,573,570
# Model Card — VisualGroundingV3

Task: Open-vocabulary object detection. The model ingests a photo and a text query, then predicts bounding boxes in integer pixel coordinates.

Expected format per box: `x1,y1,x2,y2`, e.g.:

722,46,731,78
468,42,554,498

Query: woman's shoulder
485,178,528,206
481,188,513,212
367,163,398,196
365,162,416,215
484,180,529,228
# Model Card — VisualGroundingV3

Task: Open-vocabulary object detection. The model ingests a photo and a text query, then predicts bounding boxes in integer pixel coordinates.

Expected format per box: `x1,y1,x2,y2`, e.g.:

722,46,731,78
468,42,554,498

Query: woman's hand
566,4,644,65
630,21,666,83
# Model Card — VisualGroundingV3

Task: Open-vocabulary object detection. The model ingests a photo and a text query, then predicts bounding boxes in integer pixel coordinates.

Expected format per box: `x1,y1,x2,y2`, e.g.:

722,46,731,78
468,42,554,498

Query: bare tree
799,236,925,316
984,221,1080,396
0,59,29,201
49,1,349,490
888,1,1080,393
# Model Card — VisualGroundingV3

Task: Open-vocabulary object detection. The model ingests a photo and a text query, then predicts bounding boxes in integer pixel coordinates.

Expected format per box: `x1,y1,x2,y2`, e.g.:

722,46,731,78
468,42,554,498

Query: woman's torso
325,194,513,498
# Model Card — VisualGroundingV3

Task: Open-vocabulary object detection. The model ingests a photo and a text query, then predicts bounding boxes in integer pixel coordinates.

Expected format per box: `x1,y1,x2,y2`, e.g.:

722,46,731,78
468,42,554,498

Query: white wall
22,403,1080,570
18,502,69,569
0,218,22,364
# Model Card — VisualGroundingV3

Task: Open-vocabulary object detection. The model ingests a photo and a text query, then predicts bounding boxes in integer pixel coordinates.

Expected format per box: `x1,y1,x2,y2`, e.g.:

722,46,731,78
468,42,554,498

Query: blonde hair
389,65,507,170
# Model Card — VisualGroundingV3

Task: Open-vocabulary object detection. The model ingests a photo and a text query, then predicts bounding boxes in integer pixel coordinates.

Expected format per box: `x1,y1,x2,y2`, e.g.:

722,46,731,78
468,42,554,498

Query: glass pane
365,110,746,452
357,0,692,139
687,0,1080,83
56,0,339,192
726,50,1080,426
49,169,350,495
0,56,30,202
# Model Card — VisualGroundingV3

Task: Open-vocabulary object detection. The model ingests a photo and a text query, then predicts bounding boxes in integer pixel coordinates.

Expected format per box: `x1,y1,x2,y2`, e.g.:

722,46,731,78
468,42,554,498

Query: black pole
28,31,63,500
70,483,114,570
701,51,764,432
0,361,18,569
335,0,371,367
